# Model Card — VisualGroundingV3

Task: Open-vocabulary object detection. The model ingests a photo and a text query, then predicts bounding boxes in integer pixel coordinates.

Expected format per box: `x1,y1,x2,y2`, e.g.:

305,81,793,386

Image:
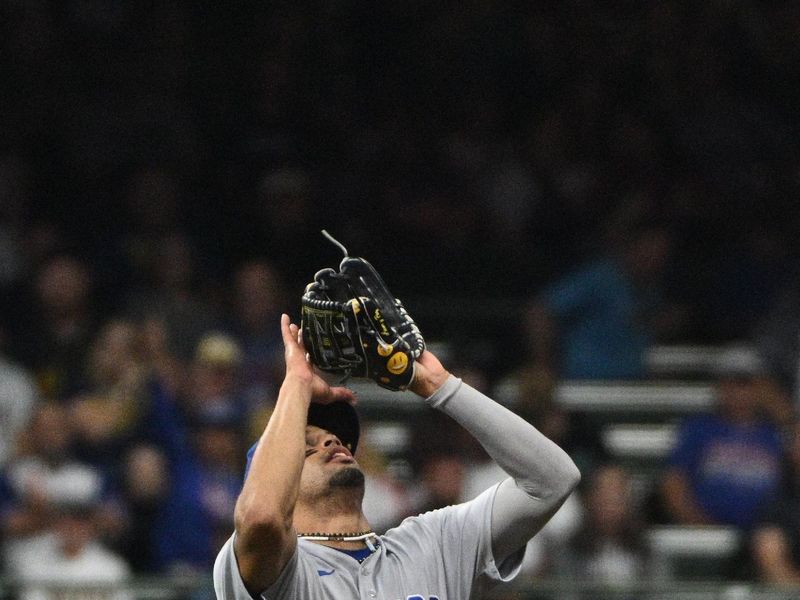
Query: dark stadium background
2,2,800,599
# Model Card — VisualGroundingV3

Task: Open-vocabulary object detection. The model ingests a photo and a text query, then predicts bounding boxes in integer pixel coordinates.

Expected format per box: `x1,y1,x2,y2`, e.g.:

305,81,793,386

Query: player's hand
409,349,450,398
280,314,356,405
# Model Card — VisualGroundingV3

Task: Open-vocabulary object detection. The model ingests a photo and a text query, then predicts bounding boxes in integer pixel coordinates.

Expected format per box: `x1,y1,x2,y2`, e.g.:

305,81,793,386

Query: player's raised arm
215,233,576,600
232,314,353,594
411,349,581,565
296,231,581,568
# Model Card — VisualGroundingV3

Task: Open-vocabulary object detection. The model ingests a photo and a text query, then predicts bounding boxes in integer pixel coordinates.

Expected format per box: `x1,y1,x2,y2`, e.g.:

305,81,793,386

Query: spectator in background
565,464,649,584
0,326,38,469
5,493,130,600
13,255,97,400
224,260,287,408
189,405,244,556
124,231,218,362
751,422,800,586
0,402,117,554
68,318,151,472
152,403,243,574
104,332,248,573
516,491,583,583
184,332,245,421
116,445,169,574
138,317,187,398
408,451,466,516
660,347,789,530
525,215,687,382
182,331,277,444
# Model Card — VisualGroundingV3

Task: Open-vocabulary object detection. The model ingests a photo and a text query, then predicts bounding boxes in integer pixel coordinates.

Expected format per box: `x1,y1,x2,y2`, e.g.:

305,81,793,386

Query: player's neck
300,480,364,514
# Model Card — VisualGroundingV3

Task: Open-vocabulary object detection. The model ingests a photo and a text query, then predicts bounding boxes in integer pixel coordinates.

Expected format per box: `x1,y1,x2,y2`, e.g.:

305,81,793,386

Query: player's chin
328,465,365,489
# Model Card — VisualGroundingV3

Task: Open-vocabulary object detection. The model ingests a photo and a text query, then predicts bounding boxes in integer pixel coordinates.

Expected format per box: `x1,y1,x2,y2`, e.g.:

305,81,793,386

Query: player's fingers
328,386,357,406
295,324,307,351
280,314,298,350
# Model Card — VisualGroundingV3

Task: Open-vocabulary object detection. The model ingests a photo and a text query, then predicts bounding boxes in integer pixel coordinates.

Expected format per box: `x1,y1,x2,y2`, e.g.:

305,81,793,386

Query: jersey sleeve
214,534,322,600
399,483,526,598
213,535,253,600
424,376,580,567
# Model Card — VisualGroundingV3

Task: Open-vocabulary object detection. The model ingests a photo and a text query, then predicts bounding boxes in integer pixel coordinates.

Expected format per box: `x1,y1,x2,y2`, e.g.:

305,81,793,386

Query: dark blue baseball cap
244,401,360,482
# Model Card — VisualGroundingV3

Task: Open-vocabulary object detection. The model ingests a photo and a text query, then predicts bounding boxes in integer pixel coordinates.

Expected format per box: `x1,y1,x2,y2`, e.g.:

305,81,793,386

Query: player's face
299,425,363,497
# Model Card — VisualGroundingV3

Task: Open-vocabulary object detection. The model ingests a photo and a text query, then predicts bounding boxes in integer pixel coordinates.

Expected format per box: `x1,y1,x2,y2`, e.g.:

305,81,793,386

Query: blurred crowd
4,0,800,596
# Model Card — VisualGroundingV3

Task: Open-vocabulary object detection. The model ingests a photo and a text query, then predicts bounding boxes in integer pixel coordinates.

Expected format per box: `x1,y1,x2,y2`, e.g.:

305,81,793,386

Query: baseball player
213,313,580,599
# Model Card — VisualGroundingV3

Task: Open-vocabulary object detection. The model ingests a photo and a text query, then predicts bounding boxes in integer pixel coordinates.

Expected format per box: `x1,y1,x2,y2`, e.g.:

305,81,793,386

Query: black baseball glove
301,231,425,391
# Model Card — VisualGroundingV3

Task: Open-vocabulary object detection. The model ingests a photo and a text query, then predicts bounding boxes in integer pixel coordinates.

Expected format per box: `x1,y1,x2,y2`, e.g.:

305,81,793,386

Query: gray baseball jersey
213,483,525,600
215,376,580,600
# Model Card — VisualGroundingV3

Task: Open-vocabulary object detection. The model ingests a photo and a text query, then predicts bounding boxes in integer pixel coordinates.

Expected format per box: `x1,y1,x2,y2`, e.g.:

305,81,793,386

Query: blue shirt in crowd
669,413,783,529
